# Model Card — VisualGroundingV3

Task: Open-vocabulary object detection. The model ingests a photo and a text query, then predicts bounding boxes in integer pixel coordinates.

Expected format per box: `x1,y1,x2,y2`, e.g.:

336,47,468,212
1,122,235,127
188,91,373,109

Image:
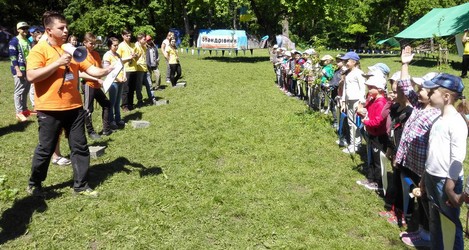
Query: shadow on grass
87,157,163,188
0,121,34,137
122,111,143,122
0,157,164,244
0,191,62,244
202,56,270,63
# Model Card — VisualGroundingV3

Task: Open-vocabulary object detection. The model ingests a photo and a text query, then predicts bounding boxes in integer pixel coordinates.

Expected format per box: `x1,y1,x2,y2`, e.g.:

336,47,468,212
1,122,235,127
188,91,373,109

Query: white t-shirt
426,106,467,180
342,67,366,103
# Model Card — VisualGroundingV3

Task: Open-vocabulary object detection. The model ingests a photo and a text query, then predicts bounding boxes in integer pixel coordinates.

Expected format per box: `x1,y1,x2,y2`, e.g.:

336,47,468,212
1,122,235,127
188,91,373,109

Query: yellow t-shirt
27,41,92,111
134,42,147,72
464,39,469,55
117,41,137,72
102,51,125,82
165,46,179,64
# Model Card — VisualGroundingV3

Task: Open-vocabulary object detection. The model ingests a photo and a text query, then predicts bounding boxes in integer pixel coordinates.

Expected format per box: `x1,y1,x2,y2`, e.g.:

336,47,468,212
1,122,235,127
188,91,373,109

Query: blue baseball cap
341,52,360,61
422,73,464,94
369,63,390,76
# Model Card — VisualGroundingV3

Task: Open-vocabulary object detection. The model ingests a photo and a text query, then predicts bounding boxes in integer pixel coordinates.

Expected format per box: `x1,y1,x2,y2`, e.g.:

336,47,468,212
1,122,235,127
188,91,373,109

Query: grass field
0,49,468,249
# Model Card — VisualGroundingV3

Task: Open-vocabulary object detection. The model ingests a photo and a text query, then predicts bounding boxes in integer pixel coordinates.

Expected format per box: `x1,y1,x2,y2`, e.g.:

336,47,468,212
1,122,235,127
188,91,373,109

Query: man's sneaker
52,157,71,166
336,139,348,147
101,130,113,136
89,132,101,140
364,182,380,191
399,229,421,238
401,235,431,247
342,144,359,154
16,112,28,122
26,185,45,197
356,179,371,186
74,188,98,197
109,121,119,130
117,120,126,128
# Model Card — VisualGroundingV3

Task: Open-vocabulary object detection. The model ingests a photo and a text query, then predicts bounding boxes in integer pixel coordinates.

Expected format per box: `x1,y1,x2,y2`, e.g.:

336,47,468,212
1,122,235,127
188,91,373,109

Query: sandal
52,157,71,166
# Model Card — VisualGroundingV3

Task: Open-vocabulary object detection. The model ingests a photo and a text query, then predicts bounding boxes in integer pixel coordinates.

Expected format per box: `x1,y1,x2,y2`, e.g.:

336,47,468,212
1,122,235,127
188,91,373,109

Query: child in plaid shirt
396,46,441,247
395,46,441,246
422,72,467,249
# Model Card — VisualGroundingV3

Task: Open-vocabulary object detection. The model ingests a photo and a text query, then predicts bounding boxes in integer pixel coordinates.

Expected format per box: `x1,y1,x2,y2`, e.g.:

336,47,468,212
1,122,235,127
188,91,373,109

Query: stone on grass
131,120,150,129
173,82,186,88
89,146,106,159
154,100,169,106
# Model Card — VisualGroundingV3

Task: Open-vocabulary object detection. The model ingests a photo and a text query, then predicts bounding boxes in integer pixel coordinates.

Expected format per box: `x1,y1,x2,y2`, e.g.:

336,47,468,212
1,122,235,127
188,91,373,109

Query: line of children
269,44,469,248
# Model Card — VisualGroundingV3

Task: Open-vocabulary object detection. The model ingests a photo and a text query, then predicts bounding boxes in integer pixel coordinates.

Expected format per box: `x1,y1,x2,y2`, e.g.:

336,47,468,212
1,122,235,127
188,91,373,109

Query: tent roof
395,3,469,39
377,37,400,47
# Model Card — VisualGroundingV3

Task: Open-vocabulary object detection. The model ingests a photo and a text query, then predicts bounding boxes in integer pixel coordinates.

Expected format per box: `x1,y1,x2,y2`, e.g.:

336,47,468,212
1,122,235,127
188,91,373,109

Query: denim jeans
425,172,464,250
143,71,154,100
109,82,123,123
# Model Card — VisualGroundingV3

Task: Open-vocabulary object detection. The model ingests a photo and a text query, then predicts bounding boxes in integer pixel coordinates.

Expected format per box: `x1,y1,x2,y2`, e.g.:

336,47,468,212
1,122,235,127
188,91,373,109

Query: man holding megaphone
25,11,113,197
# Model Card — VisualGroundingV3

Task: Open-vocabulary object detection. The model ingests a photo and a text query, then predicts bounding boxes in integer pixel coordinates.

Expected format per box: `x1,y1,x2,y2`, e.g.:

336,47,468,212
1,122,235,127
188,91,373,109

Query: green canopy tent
395,2,469,39
377,37,400,47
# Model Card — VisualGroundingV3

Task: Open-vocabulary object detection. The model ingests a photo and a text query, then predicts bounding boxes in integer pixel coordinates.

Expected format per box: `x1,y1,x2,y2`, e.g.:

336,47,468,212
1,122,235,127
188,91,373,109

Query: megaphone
61,43,88,62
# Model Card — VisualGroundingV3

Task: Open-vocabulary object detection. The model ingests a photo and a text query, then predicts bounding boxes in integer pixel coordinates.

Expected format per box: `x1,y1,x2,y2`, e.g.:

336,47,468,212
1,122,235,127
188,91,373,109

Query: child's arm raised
398,46,419,107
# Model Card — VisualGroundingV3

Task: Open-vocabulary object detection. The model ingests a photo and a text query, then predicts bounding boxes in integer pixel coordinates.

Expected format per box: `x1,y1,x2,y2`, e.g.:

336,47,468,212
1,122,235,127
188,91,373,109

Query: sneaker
109,121,118,130
52,157,71,166
364,182,380,191
378,210,395,218
26,185,45,197
74,188,98,197
117,120,125,126
89,132,101,140
16,112,28,122
28,110,37,115
336,139,348,147
401,235,431,247
101,130,113,136
356,179,371,186
342,144,359,154
399,229,421,238
387,214,407,227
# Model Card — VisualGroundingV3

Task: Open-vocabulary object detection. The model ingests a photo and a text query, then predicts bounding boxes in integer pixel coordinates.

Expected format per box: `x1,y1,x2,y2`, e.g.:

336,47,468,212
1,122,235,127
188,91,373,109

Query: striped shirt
395,79,441,176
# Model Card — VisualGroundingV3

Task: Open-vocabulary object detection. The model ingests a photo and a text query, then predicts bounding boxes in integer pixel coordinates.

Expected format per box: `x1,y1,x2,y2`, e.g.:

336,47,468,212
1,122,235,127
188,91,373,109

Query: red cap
146,35,152,41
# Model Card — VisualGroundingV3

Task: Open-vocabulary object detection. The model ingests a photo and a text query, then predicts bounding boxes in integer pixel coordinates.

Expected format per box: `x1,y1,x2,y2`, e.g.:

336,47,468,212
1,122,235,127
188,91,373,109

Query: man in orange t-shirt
80,32,112,139
26,11,112,197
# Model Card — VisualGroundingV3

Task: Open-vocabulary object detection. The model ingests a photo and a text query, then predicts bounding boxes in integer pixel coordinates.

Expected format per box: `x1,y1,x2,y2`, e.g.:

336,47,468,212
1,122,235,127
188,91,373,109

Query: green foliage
181,34,191,48
1,0,469,57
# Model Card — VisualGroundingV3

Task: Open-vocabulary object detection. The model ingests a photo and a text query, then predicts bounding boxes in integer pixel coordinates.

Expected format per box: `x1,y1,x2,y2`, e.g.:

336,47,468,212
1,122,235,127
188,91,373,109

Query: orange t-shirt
83,50,102,89
27,41,92,111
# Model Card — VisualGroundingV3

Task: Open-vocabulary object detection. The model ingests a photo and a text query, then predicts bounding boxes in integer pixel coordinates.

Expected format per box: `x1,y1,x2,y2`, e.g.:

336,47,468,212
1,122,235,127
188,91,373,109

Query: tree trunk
249,0,276,43
282,17,289,37
181,1,191,35
232,2,238,30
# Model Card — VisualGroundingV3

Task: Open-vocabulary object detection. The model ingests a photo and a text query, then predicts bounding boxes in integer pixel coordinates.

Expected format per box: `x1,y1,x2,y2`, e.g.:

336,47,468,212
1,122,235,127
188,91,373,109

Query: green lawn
0,49,468,249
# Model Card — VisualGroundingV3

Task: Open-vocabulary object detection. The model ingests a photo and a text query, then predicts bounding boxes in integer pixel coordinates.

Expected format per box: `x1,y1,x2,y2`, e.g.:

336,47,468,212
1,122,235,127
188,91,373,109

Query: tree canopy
0,0,467,47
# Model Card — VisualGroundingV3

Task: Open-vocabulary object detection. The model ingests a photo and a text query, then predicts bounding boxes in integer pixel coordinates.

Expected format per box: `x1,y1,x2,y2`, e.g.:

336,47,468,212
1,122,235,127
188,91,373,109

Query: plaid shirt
395,79,441,176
